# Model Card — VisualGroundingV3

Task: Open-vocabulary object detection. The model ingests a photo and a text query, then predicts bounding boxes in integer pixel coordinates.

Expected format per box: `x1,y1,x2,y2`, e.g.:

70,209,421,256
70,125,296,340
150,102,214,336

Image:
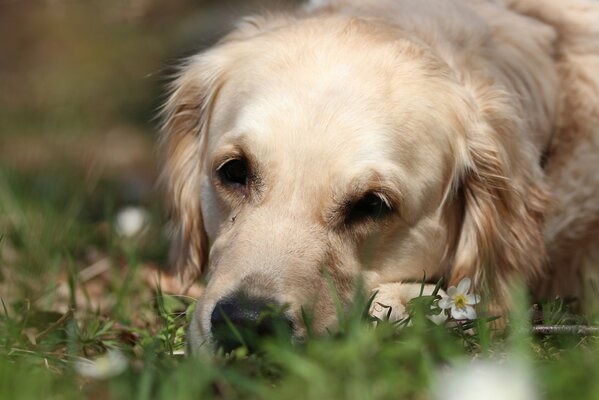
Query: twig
532,325,599,336
79,257,111,282
35,308,75,342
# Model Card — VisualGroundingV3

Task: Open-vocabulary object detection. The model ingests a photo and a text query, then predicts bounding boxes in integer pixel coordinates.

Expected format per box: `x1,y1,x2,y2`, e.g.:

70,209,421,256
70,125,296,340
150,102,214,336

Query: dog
160,0,599,353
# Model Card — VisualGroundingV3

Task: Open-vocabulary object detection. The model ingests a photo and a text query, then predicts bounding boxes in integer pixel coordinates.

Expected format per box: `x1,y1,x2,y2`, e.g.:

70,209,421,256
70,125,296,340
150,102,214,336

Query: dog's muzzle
210,292,293,353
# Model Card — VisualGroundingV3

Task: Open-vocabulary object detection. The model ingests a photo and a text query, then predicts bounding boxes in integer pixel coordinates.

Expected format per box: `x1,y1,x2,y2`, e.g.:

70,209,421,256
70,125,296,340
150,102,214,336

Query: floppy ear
450,81,550,310
159,51,229,283
160,14,291,284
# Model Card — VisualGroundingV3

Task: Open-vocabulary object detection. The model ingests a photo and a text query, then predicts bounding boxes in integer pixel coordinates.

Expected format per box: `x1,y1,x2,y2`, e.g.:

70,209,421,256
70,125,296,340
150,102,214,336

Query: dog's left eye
218,159,248,187
347,192,392,223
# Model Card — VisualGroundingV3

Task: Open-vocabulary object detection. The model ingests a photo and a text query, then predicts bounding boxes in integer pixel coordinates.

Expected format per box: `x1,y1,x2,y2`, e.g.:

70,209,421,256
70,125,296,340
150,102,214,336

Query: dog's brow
355,172,402,205
211,140,250,169
332,171,403,217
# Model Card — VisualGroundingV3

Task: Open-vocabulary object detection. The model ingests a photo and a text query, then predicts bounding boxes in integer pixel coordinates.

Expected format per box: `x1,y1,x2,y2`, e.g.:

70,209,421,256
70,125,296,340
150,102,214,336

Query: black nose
210,293,293,353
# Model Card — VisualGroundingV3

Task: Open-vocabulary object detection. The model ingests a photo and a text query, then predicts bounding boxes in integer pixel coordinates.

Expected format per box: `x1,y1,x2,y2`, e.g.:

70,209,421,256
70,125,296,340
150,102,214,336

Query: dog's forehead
220,73,452,170
228,95,395,192
213,37,460,143
208,55,399,168
205,28,463,209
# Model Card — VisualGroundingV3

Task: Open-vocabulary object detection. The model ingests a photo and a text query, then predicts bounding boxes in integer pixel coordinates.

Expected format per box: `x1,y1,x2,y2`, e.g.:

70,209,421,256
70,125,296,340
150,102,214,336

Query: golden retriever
160,0,599,353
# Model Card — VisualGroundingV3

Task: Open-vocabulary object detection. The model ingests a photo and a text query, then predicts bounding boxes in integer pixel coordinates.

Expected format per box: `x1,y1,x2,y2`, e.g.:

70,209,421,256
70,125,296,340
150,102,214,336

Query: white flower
435,359,537,400
75,349,127,379
438,277,480,320
115,206,149,238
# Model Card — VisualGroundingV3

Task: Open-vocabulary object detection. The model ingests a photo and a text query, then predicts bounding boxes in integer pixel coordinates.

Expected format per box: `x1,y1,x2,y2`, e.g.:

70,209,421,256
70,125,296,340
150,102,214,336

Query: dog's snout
210,293,293,353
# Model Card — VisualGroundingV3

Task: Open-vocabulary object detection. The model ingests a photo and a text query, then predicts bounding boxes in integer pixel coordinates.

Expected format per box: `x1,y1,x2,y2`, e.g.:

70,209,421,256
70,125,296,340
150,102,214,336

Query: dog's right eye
218,159,248,187
346,192,392,224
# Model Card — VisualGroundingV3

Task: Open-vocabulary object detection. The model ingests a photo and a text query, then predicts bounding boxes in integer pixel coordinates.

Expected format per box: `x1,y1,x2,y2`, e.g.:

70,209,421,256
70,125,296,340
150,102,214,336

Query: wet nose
210,293,293,353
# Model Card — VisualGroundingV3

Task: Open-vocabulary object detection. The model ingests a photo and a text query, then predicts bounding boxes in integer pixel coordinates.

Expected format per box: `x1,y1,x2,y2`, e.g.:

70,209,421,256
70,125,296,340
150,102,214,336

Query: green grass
1,169,599,400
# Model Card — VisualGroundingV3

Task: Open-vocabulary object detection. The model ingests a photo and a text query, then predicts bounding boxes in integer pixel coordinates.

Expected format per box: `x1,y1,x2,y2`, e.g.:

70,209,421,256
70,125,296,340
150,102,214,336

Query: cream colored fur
160,0,599,353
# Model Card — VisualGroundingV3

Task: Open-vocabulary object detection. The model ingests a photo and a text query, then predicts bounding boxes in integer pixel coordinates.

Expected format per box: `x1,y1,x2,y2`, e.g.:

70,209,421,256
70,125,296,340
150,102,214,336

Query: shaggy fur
160,0,599,353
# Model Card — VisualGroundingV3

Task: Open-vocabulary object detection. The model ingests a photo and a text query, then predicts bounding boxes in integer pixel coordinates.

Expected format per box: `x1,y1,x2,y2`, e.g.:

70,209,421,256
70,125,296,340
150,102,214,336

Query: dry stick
35,308,75,342
532,325,599,336
78,257,111,282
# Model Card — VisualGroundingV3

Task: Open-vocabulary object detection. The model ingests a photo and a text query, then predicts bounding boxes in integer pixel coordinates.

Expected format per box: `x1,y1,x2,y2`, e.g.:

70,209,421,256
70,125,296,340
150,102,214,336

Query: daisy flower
75,349,127,380
435,359,537,400
438,277,480,320
115,206,149,238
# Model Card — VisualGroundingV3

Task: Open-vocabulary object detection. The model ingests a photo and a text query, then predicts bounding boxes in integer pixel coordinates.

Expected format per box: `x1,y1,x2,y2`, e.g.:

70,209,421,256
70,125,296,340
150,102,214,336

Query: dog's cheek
200,178,226,241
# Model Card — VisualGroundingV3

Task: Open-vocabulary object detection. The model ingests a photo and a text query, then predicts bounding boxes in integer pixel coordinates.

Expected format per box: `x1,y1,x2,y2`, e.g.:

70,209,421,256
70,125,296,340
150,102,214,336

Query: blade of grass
321,266,345,330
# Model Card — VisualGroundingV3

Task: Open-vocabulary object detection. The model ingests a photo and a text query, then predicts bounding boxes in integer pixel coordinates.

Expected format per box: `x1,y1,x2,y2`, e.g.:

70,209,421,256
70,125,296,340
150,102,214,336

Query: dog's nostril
210,294,293,353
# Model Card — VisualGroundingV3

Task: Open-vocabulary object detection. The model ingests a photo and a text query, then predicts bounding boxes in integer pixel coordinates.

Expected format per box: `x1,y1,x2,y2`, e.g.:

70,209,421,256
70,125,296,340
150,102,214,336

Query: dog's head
161,15,548,352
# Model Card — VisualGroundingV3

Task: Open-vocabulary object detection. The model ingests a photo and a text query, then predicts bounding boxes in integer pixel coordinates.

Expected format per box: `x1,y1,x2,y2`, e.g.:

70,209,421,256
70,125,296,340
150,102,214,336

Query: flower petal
447,286,457,297
463,305,477,320
451,305,469,320
466,293,481,305
438,297,453,309
456,277,471,295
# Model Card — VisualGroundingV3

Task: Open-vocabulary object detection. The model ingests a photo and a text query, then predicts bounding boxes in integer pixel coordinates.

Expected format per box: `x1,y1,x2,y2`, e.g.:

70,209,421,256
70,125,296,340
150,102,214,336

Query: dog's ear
160,54,219,283
450,81,550,309
160,14,291,284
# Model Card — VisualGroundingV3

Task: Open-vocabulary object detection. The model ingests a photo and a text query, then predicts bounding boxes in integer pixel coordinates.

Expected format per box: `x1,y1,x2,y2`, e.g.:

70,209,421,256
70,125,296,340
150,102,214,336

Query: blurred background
1,0,301,186
0,0,298,316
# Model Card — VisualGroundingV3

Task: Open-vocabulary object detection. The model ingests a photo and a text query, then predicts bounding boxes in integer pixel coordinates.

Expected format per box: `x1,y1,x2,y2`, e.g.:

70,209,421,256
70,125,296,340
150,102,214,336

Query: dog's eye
347,192,392,223
218,159,248,187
